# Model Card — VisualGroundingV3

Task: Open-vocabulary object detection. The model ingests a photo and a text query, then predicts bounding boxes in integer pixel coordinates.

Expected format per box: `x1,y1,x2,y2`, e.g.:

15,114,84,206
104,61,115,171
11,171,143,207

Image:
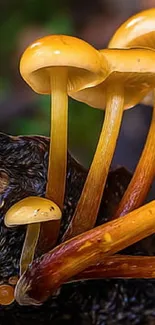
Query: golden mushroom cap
69,48,155,110
20,34,106,94
108,8,155,49
108,9,155,108
4,196,62,227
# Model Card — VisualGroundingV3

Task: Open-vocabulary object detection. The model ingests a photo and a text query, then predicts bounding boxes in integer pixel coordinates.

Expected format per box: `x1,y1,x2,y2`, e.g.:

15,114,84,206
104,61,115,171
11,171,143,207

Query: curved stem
63,84,124,241
38,68,68,252
15,201,155,305
73,255,155,281
113,91,155,220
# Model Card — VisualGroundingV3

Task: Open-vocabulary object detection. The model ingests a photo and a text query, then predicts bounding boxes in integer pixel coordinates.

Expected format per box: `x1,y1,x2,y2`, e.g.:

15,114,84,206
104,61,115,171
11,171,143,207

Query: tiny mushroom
0,285,15,306
5,196,61,275
63,47,155,241
108,8,155,218
20,35,104,250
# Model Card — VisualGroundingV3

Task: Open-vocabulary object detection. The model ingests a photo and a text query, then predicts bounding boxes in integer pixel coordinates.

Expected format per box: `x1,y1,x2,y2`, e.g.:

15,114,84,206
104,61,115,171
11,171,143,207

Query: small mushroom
8,276,19,286
5,196,61,275
108,8,155,218
63,47,155,240
15,200,155,305
0,285,15,306
5,196,61,226
20,35,104,248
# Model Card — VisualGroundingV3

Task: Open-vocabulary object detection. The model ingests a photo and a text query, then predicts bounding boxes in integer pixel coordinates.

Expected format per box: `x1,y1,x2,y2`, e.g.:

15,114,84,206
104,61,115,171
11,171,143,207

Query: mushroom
108,8,155,218
8,276,19,286
108,8,155,49
4,196,61,275
63,47,155,241
20,35,104,250
0,285,15,306
15,200,155,305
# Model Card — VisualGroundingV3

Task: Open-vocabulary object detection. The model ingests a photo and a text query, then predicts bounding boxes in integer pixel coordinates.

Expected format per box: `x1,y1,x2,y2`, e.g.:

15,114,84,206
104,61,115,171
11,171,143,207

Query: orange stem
113,91,155,219
63,85,124,241
73,255,155,280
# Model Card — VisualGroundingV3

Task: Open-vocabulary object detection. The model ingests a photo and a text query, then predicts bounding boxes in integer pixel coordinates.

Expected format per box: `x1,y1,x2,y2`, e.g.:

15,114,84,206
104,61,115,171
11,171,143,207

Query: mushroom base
0,134,155,325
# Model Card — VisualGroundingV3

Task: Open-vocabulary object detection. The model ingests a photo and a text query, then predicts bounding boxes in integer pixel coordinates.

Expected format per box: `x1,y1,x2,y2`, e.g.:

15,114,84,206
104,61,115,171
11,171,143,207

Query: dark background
0,0,154,199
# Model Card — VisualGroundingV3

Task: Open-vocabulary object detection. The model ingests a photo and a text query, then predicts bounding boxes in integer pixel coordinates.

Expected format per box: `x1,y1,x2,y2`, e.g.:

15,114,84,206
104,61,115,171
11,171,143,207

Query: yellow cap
20,35,105,94
4,196,62,227
108,9,155,108
109,8,155,49
69,48,155,110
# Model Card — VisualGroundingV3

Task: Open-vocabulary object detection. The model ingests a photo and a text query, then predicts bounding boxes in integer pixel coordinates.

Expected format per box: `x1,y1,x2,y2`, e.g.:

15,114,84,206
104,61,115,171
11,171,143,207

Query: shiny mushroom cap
69,48,155,110
108,8,155,108
20,34,105,94
108,8,155,49
4,196,62,227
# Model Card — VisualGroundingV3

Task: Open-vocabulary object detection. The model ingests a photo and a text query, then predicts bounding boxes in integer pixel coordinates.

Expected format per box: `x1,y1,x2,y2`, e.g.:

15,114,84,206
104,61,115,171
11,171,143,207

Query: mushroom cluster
2,8,155,306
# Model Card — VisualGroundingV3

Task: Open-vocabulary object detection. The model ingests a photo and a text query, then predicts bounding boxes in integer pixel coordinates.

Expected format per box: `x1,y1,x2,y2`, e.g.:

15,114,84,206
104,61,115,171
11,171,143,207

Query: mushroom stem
112,91,155,219
20,223,40,276
39,67,68,251
47,67,68,208
63,84,124,241
72,255,155,280
15,201,155,305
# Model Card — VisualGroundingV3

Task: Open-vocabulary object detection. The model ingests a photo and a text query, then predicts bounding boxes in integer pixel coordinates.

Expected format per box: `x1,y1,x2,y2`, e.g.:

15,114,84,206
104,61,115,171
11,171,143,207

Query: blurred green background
0,0,154,168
